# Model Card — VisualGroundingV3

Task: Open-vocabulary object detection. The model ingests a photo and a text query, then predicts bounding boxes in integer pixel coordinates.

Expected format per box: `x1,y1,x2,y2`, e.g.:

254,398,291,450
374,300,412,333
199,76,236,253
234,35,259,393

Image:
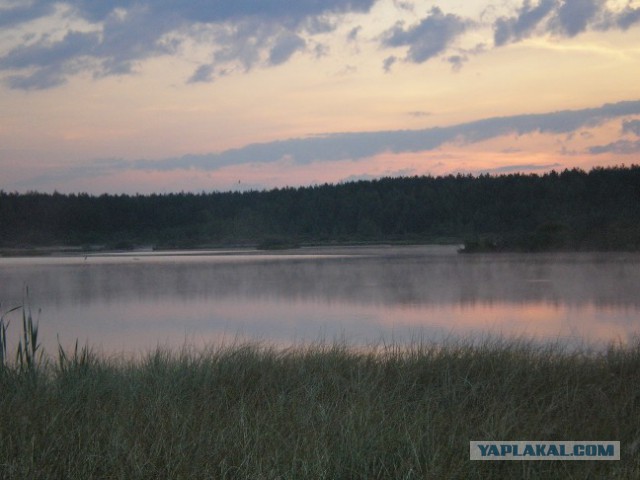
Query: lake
1,245,638,355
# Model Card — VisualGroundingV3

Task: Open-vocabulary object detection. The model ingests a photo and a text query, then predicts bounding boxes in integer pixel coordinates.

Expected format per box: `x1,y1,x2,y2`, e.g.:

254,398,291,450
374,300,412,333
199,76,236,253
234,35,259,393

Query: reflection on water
0,245,638,353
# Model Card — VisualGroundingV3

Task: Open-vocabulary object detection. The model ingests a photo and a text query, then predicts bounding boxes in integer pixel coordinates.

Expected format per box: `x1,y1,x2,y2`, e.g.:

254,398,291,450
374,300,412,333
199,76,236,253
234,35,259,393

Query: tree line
1,165,639,251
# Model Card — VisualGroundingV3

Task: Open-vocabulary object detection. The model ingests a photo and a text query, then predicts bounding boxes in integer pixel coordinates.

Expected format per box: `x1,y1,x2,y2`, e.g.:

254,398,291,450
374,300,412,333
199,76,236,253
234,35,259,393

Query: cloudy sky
1,0,639,194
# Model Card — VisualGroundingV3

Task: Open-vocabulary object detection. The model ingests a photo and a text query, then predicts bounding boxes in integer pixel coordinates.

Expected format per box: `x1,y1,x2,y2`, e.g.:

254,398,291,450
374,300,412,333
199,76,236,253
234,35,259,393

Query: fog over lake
1,246,638,354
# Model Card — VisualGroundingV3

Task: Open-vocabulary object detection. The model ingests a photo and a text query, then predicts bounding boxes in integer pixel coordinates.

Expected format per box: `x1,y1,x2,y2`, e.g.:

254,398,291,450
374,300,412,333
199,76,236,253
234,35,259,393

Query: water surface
1,245,638,354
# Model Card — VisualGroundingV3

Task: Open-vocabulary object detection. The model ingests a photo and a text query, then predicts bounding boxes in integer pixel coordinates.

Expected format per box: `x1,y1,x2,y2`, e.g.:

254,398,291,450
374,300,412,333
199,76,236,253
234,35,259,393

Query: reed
1,288,43,373
16,301,39,371
0,333,638,479
0,304,21,368
57,337,93,373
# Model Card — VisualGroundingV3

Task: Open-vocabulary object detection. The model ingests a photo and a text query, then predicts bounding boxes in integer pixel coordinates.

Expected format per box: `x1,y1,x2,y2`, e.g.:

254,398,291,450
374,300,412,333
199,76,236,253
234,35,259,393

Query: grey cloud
588,139,640,154
208,21,276,71
0,0,376,90
341,168,416,183
347,26,362,41
446,54,467,71
6,66,67,90
340,173,383,183
337,64,357,75
579,130,594,140
381,7,469,64
611,6,640,30
0,30,100,90
494,0,640,46
64,0,375,25
0,7,180,88
268,34,306,65
478,163,562,174
313,43,330,59
0,10,176,87
443,43,484,71
467,43,487,55
551,0,602,37
187,9,332,77
579,119,640,156
19,99,640,188
494,0,557,46
94,10,181,77
0,2,56,28
393,1,415,12
188,64,215,84
128,99,640,171
65,0,135,23
383,55,397,72
622,119,640,136
408,111,431,117
302,16,337,35
0,31,101,70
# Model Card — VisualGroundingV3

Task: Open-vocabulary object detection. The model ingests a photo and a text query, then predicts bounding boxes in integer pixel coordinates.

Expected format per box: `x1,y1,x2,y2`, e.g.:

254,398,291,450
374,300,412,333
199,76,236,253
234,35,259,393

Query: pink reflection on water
27,296,640,356
376,301,636,344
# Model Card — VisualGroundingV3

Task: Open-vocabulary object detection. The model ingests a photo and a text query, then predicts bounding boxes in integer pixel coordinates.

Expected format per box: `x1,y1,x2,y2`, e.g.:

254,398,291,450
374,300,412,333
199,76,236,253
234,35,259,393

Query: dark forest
1,165,639,252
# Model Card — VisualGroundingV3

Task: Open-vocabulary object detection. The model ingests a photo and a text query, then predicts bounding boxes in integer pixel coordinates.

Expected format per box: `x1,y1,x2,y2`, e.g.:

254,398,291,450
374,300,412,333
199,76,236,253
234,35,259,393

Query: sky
1,0,640,194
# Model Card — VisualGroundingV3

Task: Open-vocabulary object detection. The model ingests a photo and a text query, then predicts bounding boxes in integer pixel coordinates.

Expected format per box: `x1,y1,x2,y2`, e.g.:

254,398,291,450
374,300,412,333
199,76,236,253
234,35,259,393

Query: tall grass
0,304,20,368
0,288,41,372
0,330,639,479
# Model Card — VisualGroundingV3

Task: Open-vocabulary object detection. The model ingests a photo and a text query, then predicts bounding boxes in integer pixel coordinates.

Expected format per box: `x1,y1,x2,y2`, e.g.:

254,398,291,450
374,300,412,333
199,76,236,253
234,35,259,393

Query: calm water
1,245,639,354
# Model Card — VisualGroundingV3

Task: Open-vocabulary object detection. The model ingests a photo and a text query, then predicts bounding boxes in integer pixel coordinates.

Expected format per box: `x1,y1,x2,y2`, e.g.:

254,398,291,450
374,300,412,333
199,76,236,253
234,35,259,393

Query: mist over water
1,246,638,354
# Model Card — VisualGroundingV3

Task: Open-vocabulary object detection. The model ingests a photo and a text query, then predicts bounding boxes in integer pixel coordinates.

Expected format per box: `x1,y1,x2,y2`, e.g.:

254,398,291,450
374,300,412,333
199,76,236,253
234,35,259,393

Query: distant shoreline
0,239,463,258
3,166,639,254
4,238,640,258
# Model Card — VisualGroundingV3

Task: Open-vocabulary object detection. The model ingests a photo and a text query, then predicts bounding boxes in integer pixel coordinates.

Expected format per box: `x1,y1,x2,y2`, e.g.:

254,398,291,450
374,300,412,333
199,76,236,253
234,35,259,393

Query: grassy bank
1,336,639,479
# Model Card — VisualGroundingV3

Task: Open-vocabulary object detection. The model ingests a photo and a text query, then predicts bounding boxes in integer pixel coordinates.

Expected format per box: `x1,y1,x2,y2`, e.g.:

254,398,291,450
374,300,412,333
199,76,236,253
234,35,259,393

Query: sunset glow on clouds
1,0,640,193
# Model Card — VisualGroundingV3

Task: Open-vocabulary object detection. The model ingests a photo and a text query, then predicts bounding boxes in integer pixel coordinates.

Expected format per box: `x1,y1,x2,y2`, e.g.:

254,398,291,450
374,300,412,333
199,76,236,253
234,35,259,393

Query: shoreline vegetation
1,165,639,254
0,239,448,257
1,306,639,478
